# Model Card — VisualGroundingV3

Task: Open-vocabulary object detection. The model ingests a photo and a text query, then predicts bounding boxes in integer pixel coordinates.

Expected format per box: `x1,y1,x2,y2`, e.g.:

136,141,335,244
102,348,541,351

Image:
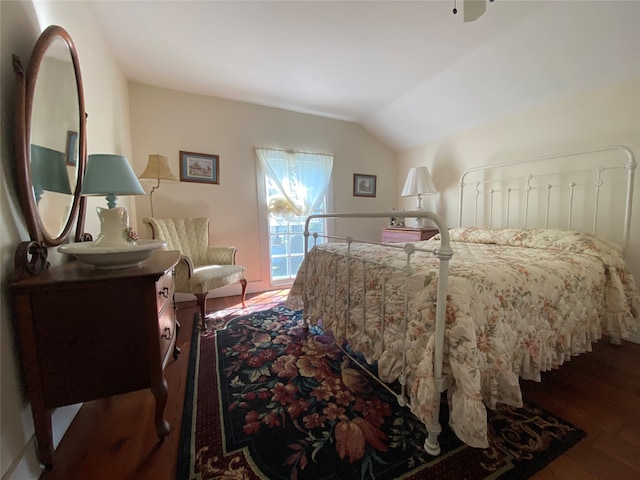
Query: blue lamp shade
30,145,72,203
81,154,145,208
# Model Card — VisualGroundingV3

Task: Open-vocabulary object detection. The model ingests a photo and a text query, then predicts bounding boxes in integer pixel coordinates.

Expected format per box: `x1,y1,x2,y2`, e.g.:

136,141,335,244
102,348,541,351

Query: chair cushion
189,264,246,293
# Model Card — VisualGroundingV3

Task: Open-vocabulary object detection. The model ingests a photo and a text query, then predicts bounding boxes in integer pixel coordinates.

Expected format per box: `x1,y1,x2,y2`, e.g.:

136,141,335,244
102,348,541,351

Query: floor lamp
138,154,177,217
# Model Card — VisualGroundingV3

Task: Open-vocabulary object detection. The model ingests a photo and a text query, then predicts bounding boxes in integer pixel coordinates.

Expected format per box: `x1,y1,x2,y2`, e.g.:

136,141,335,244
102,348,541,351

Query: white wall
128,83,398,294
1,2,134,478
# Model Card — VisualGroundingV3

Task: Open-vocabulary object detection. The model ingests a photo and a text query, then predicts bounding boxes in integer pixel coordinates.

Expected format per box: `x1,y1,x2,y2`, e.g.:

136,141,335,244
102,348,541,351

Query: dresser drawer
155,269,175,314
158,306,176,368
156,269,176,367
381,228,439,243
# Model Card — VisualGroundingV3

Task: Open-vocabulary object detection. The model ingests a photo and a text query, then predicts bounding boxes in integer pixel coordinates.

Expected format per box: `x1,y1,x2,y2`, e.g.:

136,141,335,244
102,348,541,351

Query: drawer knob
161,326,172,340
159,287,169,298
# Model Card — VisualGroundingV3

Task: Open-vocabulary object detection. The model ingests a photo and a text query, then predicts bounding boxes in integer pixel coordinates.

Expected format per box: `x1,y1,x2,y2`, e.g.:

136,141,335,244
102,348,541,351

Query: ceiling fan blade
464,0,486,23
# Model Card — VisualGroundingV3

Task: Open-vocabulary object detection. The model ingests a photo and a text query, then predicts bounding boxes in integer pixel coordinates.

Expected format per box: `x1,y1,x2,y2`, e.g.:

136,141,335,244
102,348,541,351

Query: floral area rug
177,305,586,480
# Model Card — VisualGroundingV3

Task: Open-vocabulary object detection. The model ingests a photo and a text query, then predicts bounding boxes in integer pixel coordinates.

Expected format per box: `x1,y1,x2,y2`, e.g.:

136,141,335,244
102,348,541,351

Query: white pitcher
94,207,130,247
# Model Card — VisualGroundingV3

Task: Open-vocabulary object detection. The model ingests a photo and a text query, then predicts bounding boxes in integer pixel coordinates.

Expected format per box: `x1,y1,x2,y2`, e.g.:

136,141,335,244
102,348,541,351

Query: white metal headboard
458,145,636,253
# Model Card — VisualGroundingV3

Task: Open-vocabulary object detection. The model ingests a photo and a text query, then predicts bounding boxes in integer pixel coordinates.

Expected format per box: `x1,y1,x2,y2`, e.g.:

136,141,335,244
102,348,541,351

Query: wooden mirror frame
13,25,87,253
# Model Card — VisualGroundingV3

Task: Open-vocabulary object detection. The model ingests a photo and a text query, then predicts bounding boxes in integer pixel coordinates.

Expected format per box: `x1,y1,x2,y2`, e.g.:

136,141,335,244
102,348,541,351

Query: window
256,148,333,285
268,197,328,283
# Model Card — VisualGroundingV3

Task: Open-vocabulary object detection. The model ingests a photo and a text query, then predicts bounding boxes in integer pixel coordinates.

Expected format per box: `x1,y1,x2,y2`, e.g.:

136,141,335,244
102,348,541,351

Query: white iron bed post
302,211,454,456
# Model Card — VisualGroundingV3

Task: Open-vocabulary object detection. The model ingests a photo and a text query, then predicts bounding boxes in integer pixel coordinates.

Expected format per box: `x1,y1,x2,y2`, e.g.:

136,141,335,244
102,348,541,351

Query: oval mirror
15,25,86,246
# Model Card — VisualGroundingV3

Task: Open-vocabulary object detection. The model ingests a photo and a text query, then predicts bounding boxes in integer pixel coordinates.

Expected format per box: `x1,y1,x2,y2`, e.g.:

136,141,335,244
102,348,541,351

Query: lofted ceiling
89,0,640,152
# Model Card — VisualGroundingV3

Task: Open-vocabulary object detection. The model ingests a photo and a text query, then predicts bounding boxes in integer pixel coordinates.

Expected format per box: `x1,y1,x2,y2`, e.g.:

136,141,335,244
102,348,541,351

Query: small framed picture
180,151,219,184
353,173,377,197
65,131,78,166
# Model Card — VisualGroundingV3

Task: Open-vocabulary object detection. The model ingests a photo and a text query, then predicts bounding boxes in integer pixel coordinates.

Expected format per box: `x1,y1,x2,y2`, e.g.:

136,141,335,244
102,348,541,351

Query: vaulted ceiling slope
89,1,640,152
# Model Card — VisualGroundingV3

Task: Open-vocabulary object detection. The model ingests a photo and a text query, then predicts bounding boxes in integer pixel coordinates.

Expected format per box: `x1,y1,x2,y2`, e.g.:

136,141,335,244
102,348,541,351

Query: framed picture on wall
353,173,376,197
179,151,219,184
65,131,78,166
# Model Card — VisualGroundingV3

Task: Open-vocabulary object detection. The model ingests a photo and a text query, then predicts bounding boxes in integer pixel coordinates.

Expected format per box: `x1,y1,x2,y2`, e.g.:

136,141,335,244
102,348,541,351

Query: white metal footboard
301,211,453,456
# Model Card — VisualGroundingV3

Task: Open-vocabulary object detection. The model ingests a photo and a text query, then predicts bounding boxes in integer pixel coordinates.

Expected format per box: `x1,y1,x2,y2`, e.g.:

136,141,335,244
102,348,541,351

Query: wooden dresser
381,227,439,244
8,250,181,468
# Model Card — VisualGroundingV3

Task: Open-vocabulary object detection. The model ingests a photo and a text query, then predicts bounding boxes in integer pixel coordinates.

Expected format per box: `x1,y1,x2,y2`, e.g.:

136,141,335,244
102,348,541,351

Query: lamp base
94,207,132,247
414,195,425,227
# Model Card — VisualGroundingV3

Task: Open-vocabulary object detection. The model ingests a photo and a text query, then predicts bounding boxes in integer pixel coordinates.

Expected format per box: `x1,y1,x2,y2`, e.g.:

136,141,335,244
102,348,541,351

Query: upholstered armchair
143,217,247,324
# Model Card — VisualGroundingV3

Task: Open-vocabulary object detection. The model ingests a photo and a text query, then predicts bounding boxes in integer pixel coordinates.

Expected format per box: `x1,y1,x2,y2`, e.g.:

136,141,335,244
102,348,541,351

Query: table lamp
81,154,145,247
138,154,177,217
401,166,437,227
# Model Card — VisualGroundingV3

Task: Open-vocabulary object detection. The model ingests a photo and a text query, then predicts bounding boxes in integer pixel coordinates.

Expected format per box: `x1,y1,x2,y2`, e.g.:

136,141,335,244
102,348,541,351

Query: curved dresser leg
33,407,54,469
151,377,170,439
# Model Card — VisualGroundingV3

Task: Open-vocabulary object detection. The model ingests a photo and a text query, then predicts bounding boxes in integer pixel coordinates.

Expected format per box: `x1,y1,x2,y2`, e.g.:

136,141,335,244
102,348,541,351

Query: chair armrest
174,254,196,292
206,246,237,265
180,254,196,273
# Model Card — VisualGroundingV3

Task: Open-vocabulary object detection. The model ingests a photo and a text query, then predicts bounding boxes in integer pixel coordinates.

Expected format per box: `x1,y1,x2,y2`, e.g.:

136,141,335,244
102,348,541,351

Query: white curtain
255,147,333,219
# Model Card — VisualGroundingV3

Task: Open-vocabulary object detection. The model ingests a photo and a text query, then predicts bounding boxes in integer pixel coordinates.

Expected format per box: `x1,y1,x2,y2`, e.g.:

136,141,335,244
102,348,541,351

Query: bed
286,145,640,455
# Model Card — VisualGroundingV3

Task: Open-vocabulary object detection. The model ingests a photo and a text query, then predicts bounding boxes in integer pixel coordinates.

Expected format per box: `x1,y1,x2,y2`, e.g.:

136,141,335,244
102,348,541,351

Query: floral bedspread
286,227,640,449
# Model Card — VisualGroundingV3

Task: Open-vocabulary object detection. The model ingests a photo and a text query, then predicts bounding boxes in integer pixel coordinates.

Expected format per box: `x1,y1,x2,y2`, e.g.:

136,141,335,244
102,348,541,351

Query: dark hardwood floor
41,291,640,479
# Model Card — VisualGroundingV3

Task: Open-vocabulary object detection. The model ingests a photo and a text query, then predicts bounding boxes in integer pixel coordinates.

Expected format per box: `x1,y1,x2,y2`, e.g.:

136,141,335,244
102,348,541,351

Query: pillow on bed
441,226,519,245
441,226,626,269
